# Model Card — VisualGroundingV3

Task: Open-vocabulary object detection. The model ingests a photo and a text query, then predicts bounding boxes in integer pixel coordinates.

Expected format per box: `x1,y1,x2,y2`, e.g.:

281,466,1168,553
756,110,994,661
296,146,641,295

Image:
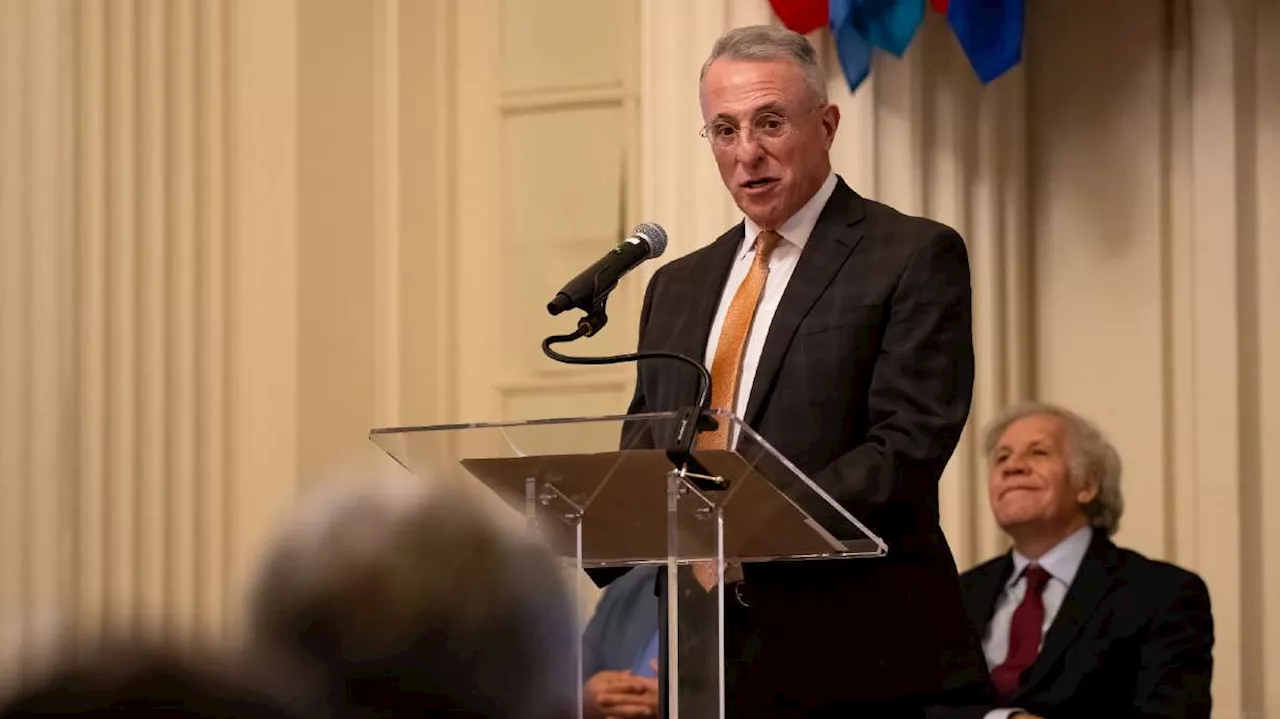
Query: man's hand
692,561,744,591
1010,713,1046,719
692,562,718,591
583,669,659,719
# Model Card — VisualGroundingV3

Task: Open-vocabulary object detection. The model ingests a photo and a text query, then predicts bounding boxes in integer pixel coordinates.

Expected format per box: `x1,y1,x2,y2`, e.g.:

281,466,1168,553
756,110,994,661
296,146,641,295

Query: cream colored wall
0,0,263,678
0,0,638,675
0,0,441,667
455,0,642,427
2,0,1276,715
1025,2,1279,715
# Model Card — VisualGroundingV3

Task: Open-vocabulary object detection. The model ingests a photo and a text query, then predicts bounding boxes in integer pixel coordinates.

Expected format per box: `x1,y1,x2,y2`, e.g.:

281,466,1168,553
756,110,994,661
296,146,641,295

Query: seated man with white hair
244,476,577,719
929,403,1213,719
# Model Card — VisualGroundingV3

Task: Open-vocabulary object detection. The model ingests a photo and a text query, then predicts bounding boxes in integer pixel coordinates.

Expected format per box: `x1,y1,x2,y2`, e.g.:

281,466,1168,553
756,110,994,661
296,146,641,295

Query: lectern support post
525,475,586,719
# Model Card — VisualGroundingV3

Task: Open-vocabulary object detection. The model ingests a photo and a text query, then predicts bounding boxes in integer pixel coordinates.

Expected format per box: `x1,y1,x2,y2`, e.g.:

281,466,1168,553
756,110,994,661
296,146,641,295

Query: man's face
987,414,1096,534
699,58,839,230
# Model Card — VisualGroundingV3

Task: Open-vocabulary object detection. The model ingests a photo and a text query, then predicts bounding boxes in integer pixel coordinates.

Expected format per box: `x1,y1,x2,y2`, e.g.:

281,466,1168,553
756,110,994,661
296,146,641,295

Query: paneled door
454,0,644,430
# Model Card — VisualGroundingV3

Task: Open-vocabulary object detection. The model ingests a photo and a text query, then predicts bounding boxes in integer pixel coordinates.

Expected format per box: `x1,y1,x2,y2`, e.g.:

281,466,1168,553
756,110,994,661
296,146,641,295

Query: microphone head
632,222,668,259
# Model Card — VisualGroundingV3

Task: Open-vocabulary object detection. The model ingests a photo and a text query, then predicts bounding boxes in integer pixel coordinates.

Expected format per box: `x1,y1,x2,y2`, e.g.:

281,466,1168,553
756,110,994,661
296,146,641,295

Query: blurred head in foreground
0,639,302,719
246,475,576,719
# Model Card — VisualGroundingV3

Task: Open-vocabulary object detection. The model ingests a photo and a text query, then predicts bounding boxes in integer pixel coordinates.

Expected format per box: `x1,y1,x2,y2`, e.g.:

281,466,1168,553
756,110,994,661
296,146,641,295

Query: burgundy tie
991,564,1052,701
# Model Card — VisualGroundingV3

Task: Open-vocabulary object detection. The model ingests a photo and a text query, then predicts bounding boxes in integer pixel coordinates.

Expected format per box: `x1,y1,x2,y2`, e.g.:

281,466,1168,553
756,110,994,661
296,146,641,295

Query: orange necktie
691,231,781,592
697,230,783,450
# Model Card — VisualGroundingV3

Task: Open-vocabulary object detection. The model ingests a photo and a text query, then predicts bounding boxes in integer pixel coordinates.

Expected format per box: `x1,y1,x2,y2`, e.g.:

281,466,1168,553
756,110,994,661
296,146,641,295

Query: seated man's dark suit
931,528,1214,719
617,178,991,717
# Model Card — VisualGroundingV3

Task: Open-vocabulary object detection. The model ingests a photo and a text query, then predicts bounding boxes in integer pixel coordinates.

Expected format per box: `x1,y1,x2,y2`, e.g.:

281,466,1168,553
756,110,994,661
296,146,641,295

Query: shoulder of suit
598,565,659,604
648,226,741,281
1110,543,1209,594
959,553,1009,587
855,193,964,247
650,250,698,278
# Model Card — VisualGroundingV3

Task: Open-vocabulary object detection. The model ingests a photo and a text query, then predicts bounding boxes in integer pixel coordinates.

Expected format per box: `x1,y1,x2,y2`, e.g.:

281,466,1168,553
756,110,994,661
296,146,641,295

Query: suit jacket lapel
743,179,866,426
1018,530,1118,696
972,556,1014,636
665,225,742,400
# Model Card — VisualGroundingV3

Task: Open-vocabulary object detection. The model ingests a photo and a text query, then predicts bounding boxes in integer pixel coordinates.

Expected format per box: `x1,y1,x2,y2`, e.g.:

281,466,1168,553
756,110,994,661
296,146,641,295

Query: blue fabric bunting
857,0,925,58
829,0,874,93
947,0,1024,83
824,0,1021,91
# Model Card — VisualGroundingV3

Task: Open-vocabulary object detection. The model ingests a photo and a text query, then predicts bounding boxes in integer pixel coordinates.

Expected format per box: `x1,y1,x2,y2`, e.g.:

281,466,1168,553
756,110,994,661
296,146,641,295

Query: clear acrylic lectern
369,410,885,719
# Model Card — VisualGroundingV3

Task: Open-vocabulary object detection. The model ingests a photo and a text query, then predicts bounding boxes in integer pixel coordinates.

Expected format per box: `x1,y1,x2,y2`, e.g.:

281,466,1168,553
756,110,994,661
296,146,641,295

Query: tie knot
754,230,782,263
1023,565,1051,594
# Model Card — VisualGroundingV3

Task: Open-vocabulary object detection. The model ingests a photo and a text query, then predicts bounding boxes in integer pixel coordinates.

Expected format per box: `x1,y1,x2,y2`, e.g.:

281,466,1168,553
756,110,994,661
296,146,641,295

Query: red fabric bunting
930,0,950,11
768,0,829,34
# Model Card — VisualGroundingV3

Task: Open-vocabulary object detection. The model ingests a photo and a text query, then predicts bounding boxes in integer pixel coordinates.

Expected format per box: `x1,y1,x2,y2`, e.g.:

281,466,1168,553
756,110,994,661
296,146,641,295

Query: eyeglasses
699,106,823,150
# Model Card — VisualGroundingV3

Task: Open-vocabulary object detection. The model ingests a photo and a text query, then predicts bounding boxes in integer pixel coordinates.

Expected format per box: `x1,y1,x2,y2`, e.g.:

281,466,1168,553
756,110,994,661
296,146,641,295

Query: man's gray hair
700,25,828,106
983,402,1125,536
245,475,576,719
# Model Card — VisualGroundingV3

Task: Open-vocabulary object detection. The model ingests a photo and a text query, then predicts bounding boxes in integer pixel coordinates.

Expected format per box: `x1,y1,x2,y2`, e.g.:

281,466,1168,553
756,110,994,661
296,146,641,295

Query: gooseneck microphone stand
541,295,719,480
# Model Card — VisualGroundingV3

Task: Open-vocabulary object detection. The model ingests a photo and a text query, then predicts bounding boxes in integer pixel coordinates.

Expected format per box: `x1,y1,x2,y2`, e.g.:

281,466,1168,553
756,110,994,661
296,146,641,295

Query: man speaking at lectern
621,25,990,718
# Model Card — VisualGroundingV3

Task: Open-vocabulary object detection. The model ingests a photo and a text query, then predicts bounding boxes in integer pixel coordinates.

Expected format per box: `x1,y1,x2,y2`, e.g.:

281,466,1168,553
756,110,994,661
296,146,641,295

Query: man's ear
1075,477,1100,506
822,104,840,150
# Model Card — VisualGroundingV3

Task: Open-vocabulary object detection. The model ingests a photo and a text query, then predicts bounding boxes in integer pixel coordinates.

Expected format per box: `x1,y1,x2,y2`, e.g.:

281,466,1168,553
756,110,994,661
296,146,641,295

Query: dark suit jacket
581,566,659,679
930,529,1214,719
618,177,990,713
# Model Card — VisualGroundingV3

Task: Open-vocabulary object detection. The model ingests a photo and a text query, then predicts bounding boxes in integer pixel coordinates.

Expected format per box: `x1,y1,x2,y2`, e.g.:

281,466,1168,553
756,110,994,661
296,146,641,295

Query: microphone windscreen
632,222,668,259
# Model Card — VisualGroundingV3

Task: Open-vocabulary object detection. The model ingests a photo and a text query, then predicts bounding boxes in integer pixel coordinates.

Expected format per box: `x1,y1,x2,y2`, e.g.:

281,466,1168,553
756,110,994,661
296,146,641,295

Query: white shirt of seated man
982,411,1105,719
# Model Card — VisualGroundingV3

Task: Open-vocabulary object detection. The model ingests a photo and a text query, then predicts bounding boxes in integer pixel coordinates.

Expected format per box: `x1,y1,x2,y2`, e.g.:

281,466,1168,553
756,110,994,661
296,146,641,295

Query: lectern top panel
369,411,886,566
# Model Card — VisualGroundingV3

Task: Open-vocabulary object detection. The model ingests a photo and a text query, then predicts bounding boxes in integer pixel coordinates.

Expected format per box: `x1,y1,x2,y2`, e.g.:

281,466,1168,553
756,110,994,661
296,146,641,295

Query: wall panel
1253,2,1280,711
0,0,244,669
1028,0,1171,556
456,0,641,425
0,0,467,673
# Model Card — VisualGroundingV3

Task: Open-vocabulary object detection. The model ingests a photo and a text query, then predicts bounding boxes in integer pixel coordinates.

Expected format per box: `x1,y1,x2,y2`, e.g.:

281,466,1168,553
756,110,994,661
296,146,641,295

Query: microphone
540,220,716,474
546,222,668,316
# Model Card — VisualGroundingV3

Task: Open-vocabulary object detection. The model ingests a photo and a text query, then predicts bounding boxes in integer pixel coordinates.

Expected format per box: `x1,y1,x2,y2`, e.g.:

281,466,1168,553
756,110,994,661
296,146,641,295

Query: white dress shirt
981,524,1093,719
704,171,838,447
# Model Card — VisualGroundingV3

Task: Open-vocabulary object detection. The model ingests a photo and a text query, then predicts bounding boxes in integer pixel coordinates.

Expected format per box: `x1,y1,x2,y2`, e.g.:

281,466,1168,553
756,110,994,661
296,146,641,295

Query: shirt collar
1008,524,1093,589
738,170,838,259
